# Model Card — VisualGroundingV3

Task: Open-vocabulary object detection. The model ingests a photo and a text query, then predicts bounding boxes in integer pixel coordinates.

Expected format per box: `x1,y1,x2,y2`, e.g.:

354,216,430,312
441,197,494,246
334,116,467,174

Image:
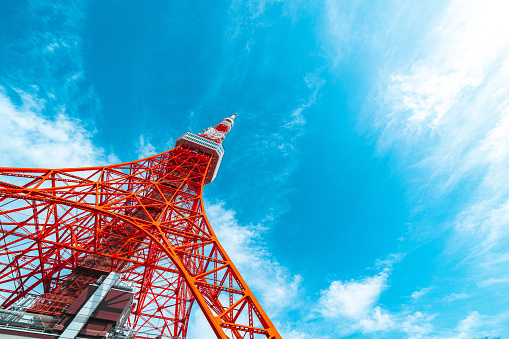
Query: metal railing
0,308,58,330
107,326,184,339
177,132,224,157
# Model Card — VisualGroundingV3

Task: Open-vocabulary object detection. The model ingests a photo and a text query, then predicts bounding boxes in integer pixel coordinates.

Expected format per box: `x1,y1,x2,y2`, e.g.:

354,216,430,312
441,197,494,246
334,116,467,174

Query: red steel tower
0,114,282,339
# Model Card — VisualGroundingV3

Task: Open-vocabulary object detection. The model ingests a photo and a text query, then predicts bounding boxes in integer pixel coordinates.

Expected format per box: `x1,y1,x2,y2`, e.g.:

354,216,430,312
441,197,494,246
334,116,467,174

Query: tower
0,114,281,339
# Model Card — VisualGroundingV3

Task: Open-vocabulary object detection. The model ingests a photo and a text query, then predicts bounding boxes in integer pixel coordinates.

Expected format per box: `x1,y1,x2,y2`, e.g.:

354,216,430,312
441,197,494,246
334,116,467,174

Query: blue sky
1,0,509,338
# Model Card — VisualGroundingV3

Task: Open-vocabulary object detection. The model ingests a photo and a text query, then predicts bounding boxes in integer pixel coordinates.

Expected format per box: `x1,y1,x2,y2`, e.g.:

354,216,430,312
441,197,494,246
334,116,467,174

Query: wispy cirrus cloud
377,0,509,282
401,310,503,339
446,311,503,339
363,0,509,336
0,88,110,168
442,292,469,303
411,287,433,300
1,2,95,108
136,135,157,159
322,0,358,65
274,71,324,156
0,1,108,168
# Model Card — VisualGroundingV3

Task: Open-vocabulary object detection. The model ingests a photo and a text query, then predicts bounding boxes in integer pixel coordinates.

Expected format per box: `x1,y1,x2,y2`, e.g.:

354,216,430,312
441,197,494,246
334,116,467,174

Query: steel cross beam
0,145,282,339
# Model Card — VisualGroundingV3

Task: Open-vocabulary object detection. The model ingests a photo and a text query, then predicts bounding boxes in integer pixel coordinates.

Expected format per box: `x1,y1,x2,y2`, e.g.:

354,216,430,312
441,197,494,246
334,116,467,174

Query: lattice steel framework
0,115,281,339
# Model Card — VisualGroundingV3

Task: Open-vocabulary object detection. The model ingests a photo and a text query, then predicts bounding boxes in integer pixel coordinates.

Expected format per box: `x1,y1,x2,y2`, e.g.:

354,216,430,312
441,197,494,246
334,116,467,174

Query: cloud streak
377,0,509,281
365,0,509,336
136,135,156,159
0,1,106,169
0,89,108,168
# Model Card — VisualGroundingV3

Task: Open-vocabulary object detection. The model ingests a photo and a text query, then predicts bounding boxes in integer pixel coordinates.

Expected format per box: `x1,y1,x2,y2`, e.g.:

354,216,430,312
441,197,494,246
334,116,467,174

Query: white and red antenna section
175,114,237,184
199,113,236,144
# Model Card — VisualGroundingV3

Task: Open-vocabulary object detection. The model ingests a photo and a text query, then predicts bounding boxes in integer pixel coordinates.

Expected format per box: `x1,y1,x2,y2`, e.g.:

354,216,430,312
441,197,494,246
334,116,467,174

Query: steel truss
0,144,281,339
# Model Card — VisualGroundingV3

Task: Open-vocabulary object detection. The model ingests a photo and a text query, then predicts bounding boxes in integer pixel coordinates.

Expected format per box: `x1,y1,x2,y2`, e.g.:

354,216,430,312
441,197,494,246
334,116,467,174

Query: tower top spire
175,114,237,184
199,113,237,144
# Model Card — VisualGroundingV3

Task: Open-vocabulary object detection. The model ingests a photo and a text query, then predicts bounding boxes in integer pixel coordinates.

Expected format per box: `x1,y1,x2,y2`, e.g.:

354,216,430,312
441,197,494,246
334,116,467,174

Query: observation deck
175,132,224,184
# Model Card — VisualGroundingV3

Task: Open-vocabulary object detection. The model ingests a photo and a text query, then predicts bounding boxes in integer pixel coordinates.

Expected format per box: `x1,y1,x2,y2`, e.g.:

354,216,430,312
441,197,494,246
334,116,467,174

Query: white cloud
402,310,505,339
187,308,217,339
315,255,402,335
400,312,434,339
136,135,157,159
284,72,324,130
411,287,433,300
268,71,324,157
317,272,388,320
369,1,509,336
0,89,108,168
377,0,509,282
443,292,469,302
478,276,509,287
0,2,108,170
311,253,467,338
379,0,509,180
277,329,327,339
3,2,93,111
322,0,358,66
315,269,490,338
311,253,505,339
356,306,394,332
45,42,60,52
381,0,509,141
450,311,487,339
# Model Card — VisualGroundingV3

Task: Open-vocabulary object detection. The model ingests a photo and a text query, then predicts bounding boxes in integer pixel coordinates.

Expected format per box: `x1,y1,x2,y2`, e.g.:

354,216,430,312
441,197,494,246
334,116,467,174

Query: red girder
0,144,281,339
